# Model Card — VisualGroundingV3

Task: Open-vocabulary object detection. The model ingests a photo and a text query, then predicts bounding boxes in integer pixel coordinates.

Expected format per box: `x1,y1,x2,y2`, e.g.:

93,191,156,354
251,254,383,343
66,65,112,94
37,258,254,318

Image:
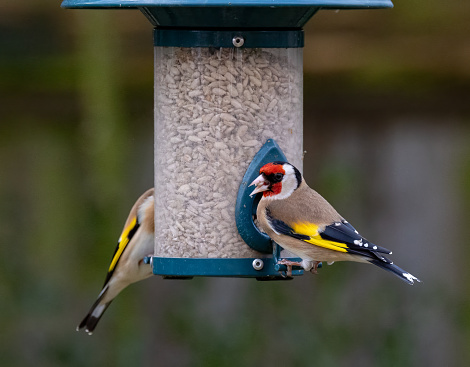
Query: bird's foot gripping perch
308,261,322,275
276,259,322,277
277,259,303,277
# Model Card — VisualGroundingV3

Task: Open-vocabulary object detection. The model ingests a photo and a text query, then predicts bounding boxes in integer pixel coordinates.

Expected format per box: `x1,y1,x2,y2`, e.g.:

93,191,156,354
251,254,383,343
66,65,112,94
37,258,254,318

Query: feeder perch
61,0,393,280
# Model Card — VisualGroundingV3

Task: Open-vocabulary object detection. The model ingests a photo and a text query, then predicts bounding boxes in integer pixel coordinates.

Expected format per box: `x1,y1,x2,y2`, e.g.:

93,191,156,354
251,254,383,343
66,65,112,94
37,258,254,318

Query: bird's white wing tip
403,272,421,285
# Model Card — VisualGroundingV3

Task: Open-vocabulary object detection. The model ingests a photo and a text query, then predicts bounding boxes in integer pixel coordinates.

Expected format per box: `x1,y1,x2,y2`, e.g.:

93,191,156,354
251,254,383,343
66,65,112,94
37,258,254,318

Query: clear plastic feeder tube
154,45,303,259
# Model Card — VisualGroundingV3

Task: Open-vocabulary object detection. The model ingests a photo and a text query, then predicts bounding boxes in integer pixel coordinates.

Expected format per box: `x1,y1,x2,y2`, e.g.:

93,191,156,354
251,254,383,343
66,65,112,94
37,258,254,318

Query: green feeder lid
61,0,393,28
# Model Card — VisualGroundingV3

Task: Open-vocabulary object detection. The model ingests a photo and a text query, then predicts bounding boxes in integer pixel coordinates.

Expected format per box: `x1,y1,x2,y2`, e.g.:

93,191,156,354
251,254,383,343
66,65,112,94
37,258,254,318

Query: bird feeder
61,0,393,279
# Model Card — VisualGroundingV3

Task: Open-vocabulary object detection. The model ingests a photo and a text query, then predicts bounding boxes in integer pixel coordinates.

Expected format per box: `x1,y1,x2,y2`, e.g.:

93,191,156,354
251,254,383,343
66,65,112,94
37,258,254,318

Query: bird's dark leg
310,261,321,274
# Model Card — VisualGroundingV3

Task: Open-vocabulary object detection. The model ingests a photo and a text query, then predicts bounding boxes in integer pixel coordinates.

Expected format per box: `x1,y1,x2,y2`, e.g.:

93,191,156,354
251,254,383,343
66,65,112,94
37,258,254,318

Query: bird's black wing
319,221,393,262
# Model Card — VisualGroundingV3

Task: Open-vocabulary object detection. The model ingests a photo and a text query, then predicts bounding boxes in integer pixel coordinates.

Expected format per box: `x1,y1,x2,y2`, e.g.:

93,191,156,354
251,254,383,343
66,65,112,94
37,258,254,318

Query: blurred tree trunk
75,10,128,213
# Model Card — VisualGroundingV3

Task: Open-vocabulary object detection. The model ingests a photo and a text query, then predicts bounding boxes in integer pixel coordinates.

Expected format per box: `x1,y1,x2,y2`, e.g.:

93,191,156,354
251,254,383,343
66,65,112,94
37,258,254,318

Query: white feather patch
403,272,420,284
138,195,154,223
268,164,298,200
91,303,106,319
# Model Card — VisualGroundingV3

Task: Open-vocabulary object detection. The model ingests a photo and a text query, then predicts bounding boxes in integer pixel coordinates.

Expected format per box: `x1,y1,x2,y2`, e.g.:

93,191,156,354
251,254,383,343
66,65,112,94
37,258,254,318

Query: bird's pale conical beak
249,174,269,197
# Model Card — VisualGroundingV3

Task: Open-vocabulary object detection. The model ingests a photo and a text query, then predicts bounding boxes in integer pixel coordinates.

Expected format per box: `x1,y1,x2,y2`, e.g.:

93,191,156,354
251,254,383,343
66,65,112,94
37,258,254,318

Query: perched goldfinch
77,188,155,335
250,162,420,284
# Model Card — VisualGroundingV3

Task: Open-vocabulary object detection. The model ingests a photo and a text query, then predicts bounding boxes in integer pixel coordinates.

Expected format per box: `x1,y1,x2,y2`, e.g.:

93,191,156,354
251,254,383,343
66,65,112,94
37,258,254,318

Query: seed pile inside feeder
154,47,303,258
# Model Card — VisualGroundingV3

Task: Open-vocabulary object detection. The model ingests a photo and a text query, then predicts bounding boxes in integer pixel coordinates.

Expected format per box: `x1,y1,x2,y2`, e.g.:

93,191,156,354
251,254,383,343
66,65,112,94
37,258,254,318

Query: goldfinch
77,188,155,335
250,162,420,284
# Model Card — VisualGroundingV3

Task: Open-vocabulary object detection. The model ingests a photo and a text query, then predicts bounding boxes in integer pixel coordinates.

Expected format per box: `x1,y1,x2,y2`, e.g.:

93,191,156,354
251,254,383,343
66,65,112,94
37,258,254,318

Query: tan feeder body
61,0,394,279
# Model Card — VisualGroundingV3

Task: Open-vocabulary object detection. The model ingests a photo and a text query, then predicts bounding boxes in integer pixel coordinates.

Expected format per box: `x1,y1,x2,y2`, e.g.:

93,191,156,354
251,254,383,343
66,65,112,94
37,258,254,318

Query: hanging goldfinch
250,162,420,284
77,188,155,335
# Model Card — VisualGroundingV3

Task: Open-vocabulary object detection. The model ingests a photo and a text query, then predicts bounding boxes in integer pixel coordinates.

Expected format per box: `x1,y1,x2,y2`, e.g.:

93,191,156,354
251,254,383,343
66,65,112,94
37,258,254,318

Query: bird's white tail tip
403,272,421,285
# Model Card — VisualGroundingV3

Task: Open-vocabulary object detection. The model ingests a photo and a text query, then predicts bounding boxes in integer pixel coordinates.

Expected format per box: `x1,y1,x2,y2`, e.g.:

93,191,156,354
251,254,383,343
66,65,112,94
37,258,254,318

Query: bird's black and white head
249,161,302,200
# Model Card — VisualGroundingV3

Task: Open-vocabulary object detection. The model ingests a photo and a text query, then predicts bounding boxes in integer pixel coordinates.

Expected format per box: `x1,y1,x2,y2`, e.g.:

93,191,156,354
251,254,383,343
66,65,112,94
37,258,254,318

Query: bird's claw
309,261,321,274
277,259,303,277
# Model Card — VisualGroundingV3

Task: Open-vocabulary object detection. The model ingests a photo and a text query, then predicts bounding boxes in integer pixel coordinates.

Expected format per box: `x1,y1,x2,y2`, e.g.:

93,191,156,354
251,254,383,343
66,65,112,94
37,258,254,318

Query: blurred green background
1,1,470,366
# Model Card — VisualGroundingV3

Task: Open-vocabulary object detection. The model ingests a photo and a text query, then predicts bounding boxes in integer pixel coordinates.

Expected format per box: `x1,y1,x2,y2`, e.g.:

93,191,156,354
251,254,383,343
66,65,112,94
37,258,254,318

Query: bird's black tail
77,286,112,335
369,259,421,285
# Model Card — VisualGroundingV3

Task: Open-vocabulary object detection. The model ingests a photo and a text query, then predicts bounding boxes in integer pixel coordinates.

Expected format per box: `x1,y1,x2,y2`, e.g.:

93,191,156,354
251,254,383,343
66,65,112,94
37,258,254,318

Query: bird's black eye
272,173,284,183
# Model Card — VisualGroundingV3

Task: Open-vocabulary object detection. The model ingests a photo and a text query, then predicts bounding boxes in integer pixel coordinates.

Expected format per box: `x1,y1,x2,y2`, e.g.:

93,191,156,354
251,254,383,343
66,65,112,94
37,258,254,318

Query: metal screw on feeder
232,37,244,48
252,259,264,271
61,0,394,280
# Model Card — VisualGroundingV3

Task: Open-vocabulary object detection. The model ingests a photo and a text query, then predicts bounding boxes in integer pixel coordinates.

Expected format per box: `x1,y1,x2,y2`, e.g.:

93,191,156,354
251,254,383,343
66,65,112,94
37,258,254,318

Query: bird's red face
249,162,286,197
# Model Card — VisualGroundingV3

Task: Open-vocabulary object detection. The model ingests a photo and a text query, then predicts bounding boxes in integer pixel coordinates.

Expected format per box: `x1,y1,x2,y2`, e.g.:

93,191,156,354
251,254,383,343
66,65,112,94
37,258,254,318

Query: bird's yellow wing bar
108,217,138,273
291,222,349,253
